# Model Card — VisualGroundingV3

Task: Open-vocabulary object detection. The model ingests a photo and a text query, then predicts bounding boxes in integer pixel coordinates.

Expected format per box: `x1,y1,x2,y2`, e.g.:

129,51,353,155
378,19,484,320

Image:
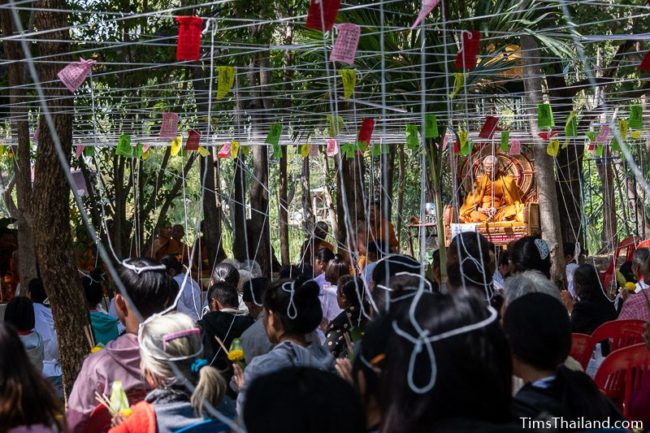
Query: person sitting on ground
446,232,494,302
564,242,579,299
67,258,179,433
326,276,369,359
232,277,335,414
320,255,349,324
243,367,365,433
240,278,274,364
300,221,335,272
4,296,44,371
0,323,65,433
503,293,623,424
509,236,552,279
564,264,616,334
198,282,254,384
109,313,231,433
161,254,204,322
83,275,119,346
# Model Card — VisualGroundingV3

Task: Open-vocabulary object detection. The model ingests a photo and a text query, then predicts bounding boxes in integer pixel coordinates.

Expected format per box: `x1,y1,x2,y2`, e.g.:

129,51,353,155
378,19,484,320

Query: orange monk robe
371,218,399,252
459,175,524,223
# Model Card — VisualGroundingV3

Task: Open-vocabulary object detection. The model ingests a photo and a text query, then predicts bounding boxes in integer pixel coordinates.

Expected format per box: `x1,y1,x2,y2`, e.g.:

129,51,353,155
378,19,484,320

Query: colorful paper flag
241,145,251,157
339,69,356,99
640,51,650,72
547,139,560,157
186,130,200,151
618,119,628,141
300,143,311,158
478,116,499,139
134,142,144,158
326,138,339,156
230,140,240,158
450,72,465,99
160,112,179,139
564,111,577,137
371,143,389,157
176,16,203,61
406,124,420,150
75,146,85,158
217,66,235,100
305,0,341,32
330,23,361,64
596,144,604,157
84,146,95,156
310,144,319,157
342,142,357,159
358,118,375,145
115,134,132,157
265,123,283,146
629,104,643,130
57,58,96,93
410,0,441,29
509,139,521,155
327,114,344,137
500,130,510,152
218,142,231,158
538,130,558,141
142,148,151,160
537,103,555,129
424,114,439,139
170,136,182,156
455,31,480,71
595,125,610,144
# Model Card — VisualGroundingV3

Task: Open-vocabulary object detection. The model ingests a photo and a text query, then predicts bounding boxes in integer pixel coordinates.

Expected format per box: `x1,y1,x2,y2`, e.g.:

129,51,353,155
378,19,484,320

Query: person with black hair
325,276,369,358
563,242,579,298
243,367,365,433
4,296,44,371
82,275,119,346
446,232,494,301
239,279,275,364
300,221,335,272
314,247,335,282
0,323,65,433
233,277,335,414
67,258,179,433
161,254,204,322
362,240,387,286
509,236,551,279
319,255,349,323
381,291,516,433
242,277,269,320
211,262,240,288
566,264,616,334
503,293,623,425
368,200,399,253
198,282,254,384
493,250,510,292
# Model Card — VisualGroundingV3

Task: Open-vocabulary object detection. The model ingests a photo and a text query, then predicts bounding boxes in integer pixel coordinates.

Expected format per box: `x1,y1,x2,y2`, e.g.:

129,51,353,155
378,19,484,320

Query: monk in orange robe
368,201,399,253
459,156,524,223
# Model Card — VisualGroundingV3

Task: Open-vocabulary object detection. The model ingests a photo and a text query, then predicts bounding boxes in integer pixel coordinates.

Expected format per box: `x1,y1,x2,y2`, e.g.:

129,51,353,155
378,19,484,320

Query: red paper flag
538,130,558,141
478,116,499,139
358,118,375,145
218,142,231,158
641,51,650,71
452,139,460,154
186,130,201,150
176,16,203,61
305,0,341,32
455,30,480,71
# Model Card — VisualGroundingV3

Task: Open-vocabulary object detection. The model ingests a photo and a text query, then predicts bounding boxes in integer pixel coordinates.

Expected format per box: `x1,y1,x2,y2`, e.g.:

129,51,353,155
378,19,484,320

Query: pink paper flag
330,23,361,65
509,139,521,155
75,145,85,158
57,58,96,93
160,112,179,139
310,144,319,157
595,125,611,144
218,142,231,158
142,144,151,153
410,0,441,30
186,130,200,150
326,139,338,156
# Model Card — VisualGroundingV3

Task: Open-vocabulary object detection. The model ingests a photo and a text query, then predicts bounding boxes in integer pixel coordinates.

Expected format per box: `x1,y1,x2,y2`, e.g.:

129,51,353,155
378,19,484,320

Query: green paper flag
586,131,596,143
629,104,643,130
327,114,344,138
84,146,95,156
406,124,420,150
339,69,357,100
596,144,604,157
565,111,577,137
547,139,560,157
500,130,510,152
610,137,621,153
459,140,473,156
116,134,133,157
425,114,439,139
265,123,282,146
134,142,143,158
341,142,357,159
450,72,465,99
371,143,389,157
537,104,555,130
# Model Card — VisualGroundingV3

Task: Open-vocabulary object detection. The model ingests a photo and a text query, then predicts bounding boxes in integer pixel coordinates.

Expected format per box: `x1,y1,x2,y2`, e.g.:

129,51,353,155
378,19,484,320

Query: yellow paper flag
450,73,465,99
197,146,209,157
300,143,310,158
547,139,560,157
618,119,628,141
217,66,235,100
230,141,240,159
170,136,182,156
631,130,642,139
339,69,356,99
142,148,151,160
458,128,468,146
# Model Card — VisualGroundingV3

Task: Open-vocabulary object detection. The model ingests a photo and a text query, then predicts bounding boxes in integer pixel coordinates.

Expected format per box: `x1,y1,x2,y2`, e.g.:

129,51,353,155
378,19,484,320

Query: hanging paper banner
629,104,643,130
218,142,231,158
618,119,628,141
596,144,604,157
265,123,283,146
75,146,85,158
327,114,344,137
197,146,209,157
134,143,144,158
410,0,441,29
141,144,150,154
57,58,96,93
160,112,179,139
500,130,510,152
241,145,251,157
450,72,465,99
547,139,560,157
326,138,339,156
300,143,311,158
230,140,240,159
186,130,201,151
424,114,439,139
631,130,642,139
339,69,356,99
330,23,361,64
371,143,389,157
216,66,235,100
564,111,577,137
170,136,182,156
84,146,95,157
342,142,357,159
610,136,621,153
358,118,375,145
537,103,555,130
142,148,151,160
595,125,610,144
115,134,133,157
538,130,558,141
305,0,341,32
509,139,521,156
176,16,203,61
478,116,499,139
455,31,480,71
457,129,470,155
640,51,650,71
405,124,420,150
310,143,319,157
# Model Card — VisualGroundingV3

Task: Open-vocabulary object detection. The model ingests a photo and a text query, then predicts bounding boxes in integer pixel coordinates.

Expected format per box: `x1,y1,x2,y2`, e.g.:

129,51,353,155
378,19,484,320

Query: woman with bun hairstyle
509,235,552,279
233,277,335,414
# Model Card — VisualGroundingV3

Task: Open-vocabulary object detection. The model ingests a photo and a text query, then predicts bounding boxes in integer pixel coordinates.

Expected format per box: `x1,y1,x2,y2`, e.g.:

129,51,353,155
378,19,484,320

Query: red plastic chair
594,343,650,418
591,320,646,353
570,333,594,370
84,388,149,433
600,236,639,288
638,239,650,249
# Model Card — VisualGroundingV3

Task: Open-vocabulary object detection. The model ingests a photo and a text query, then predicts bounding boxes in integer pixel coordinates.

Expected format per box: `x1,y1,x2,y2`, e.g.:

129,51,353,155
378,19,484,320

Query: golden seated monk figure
459,155,525,223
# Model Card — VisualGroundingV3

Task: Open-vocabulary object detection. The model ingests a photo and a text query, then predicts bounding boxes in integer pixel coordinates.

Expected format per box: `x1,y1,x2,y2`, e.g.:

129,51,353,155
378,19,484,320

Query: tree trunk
597,151,618,252
1,5,39,289
31,0,91,397
520,35,565,284
278,147,290,266
232,153,248,262
250,141,271,275
301,156,315,235
201,150,226,267
322,156,338,239
336,156,365,255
